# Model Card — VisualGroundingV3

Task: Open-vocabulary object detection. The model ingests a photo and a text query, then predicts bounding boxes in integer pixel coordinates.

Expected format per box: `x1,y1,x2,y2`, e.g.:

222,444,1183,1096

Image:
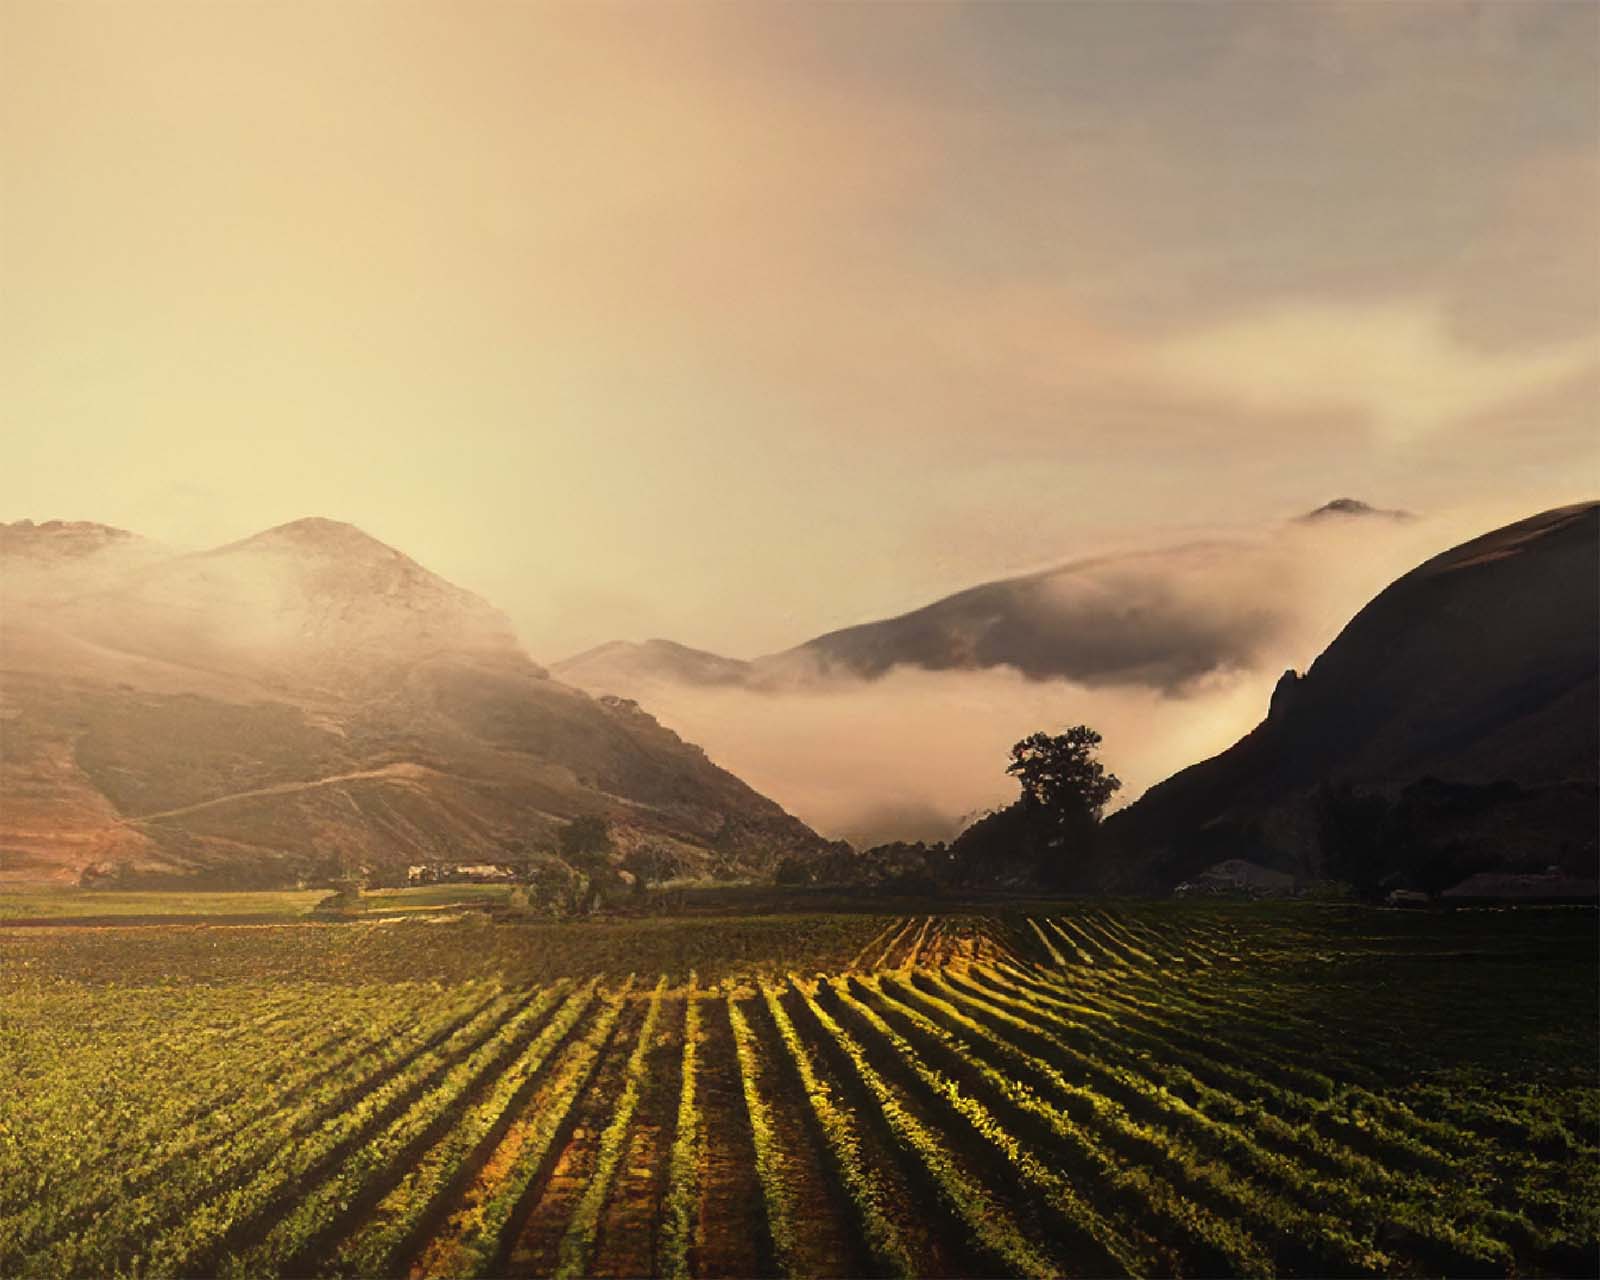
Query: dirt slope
0,518,829,885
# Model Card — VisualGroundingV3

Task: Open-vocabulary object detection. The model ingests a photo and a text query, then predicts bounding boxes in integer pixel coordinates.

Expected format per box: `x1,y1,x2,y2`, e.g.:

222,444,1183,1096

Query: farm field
1,903,1595,1278
0,887,328,922
0,883,522,925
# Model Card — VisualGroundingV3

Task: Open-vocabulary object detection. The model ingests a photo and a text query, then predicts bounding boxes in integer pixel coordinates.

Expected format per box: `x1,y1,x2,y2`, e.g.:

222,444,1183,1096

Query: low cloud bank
583,507,1537,845
628,664,1276,846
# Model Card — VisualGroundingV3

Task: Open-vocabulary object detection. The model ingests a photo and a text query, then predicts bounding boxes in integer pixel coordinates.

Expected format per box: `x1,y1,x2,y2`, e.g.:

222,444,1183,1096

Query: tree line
775,725,1122,894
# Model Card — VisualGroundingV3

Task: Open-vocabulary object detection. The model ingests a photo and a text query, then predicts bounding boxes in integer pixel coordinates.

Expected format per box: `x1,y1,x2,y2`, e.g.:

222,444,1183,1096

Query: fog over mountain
0,518,830,886
1106,501,1599,889
7,4,1596,672
555,502,1555,845
4,2,1595,869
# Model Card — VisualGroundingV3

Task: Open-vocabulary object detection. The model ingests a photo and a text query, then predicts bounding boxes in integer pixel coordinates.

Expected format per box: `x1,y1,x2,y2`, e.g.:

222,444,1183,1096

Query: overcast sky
4,1,1596,660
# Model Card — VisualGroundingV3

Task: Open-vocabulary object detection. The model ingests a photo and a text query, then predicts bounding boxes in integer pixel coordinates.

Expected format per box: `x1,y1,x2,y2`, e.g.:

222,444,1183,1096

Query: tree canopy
949,726,1122,891
559,814,613,859
1006,727,1121,820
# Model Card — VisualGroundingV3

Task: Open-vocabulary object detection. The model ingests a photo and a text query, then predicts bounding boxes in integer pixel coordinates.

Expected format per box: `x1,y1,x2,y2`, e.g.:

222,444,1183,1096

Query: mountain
766,539,1277,690
1296,497,1413,523
555,638,753,692
1102,502,1600,891
1,519,168,605
0,518,831,887
44,517,524,696
559,543,1283,694
0,518,156,563
557,500,1415,696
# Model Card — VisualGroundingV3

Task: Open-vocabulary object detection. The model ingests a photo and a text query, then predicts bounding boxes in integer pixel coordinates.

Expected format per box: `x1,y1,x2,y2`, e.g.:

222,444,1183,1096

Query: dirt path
692,999,771,1279
589,995,683,1278
121,762,439,824
505,1000,649,1276
740,994,877,1279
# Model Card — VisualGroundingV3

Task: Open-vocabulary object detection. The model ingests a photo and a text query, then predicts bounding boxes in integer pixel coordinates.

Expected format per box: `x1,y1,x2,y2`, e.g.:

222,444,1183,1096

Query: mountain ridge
1102,501,1600,891
0,517,832,886
555,499,1419,696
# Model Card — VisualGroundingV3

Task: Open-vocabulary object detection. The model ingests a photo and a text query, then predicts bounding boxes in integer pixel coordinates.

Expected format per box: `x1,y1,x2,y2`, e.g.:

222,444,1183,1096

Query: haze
4,2,1597,818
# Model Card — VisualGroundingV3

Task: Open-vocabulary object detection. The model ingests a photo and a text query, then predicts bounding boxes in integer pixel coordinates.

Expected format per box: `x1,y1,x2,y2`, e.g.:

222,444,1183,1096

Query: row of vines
1,904,1595,1277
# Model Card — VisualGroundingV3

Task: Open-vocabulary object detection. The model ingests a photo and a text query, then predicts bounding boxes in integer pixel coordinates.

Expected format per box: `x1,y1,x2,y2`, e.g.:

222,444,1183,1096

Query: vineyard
1,904,1595,1278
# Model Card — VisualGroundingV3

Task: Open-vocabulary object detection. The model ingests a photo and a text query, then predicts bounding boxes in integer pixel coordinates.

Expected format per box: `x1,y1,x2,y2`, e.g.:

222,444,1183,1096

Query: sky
4,0,1597,663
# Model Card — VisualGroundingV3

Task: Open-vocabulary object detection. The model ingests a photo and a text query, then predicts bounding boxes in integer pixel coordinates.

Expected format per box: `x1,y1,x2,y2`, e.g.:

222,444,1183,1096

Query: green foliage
622,845,682,892
558,815,613,859
950,803,1048,887
761,984,918,1277
728,998,801,1277
788,978,1063,1277
448,983,632,1278
0,888,325,921
1315,782,1395,897
312,879,365,919
945,725,1124,892
658,980,700,1280
554,978,668,1278
327,982,595,1278
0,903,1592,1280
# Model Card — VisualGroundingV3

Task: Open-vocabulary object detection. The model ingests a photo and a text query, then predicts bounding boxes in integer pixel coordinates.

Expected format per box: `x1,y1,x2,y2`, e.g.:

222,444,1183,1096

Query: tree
950,802,1048,887
622,844,680,893
950,726,1123,891
1006,727,1121,821
524,855,585,917
559,815,613,859
1315,781,1393,898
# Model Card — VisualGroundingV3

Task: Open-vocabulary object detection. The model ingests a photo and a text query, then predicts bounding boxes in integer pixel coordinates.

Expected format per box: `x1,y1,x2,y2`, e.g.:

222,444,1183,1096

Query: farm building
1174,858,1296,898
1440,869,1599,906
406,862,519,885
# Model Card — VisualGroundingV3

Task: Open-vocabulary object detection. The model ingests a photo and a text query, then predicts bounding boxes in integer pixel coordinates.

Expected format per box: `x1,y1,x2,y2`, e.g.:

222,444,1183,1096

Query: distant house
407,862,516,885
452,863,517,882
1440,869,1599,906
1174,859,1296,898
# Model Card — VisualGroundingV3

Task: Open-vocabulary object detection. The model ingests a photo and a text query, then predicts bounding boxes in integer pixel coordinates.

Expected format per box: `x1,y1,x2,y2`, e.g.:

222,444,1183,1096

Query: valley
5,8,1596,1279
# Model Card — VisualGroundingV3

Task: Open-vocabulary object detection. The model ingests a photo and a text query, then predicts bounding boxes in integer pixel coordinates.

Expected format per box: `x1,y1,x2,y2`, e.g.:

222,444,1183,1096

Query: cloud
4,2,1594,668
1152,299,1599,446
570,509,1504,844
622,662,1280,848
1445,148,1600,352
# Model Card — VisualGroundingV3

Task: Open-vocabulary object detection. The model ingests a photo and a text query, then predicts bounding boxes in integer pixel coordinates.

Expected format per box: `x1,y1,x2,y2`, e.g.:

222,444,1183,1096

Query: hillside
554,638,753,693
1103,502,1600,891
557,500,1416,697
768,539,1276,690
777,500,1419,688
0,518,831,886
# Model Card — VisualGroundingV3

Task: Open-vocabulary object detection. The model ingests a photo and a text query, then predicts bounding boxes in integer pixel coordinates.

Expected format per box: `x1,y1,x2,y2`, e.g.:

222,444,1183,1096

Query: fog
6,4,1594,665
10,498,1585,850
581,505,1557,845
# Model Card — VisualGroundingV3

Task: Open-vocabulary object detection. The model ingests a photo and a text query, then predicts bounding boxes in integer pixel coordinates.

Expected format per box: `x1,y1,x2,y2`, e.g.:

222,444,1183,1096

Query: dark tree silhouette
952,726,1122,891
1007,727,1121,820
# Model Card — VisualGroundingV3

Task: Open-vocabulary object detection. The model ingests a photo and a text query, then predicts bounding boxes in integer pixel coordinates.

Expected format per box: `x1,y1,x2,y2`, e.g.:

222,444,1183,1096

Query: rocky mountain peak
233,516,400,555
1297,498,1413,522
0,519,149,560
